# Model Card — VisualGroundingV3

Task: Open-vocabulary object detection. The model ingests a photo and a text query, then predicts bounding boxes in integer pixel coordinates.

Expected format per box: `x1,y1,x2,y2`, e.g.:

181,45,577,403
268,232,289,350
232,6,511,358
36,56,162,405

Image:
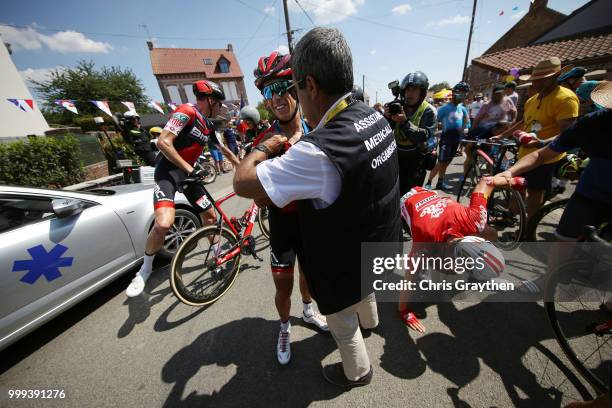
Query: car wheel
158,209,201,259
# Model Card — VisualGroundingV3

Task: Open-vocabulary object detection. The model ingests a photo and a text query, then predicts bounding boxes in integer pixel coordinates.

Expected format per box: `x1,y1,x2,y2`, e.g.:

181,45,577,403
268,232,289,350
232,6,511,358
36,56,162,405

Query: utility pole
462,0,477,82
283,0,294,53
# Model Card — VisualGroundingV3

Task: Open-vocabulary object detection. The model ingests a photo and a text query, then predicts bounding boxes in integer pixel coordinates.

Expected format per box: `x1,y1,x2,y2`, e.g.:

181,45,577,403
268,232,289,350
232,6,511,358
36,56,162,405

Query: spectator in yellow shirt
494,57,578,219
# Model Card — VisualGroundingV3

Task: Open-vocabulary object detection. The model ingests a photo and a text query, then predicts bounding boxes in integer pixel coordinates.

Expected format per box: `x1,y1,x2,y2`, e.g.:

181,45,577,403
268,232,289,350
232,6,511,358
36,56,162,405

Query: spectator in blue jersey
425,82,471,191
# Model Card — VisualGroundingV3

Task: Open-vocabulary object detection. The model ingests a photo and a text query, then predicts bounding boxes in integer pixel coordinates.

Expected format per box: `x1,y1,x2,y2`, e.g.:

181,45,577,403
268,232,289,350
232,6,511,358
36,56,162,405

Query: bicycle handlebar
460,139,517,147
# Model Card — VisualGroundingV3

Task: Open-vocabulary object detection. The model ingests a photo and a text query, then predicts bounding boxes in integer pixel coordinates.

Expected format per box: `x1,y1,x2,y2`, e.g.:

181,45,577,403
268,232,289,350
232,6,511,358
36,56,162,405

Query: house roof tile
150,47,244,78
472,33,612,73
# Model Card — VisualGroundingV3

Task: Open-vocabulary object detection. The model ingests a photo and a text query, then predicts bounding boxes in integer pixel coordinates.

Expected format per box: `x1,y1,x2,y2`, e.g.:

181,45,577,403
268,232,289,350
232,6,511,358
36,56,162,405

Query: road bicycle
545,224,612,397
456,139,526,250
169,177,268,306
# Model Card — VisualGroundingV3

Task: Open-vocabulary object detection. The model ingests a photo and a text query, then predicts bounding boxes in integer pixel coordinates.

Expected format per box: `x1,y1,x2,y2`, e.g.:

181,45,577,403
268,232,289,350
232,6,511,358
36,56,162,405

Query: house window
166,85,182,104
218,58,230,73
203,58,213,65
221,81,239,100
184,84,196,103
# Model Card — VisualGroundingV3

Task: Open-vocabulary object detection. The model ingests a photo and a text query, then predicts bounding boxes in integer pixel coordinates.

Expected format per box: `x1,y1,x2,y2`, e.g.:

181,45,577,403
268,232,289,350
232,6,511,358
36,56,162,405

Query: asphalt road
0,162,596,408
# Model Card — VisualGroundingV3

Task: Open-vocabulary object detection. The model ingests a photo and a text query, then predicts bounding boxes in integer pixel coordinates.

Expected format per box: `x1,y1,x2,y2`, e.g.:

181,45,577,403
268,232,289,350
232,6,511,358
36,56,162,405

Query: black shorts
268,208,303,274
438,130,462,163
557,192,612,240
522,161,557,191
153,163,213,211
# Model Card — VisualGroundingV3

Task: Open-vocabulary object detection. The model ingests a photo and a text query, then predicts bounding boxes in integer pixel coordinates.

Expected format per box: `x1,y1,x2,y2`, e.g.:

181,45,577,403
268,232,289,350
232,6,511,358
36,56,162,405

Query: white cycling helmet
240,105,260,124
453,236,505,281
123,110,140,119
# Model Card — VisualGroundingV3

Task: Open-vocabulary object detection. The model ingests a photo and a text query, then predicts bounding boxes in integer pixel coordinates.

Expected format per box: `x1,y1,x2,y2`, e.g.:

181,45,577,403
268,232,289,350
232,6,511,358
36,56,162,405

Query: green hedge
0,135,85,188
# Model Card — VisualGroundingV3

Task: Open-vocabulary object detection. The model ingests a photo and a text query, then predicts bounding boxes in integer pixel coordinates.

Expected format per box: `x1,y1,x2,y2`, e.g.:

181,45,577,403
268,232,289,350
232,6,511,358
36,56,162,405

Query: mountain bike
545,224,612,397
456,139,526,250
169,177,267,306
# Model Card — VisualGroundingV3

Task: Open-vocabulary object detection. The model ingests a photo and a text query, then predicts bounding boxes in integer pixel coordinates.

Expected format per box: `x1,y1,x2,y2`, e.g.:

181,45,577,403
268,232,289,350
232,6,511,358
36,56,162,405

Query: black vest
297,100,401,315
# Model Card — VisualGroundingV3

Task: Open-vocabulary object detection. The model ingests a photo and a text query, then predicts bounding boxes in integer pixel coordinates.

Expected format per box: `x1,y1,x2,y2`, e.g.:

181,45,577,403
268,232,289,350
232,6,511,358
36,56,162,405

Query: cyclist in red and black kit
252,50,328,365
126,79,240,298
398,175,523,332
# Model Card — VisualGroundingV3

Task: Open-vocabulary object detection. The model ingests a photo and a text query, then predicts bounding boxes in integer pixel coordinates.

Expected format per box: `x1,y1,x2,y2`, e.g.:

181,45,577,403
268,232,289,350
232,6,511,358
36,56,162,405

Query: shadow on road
161,317,345,407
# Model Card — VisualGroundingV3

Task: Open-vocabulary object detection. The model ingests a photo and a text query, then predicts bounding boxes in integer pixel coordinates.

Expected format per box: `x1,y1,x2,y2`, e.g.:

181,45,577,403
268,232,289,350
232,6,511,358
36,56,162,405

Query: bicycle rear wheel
170,225,241,306
545,260,612,396
457,154,492,202
488,189,526,250
526,198,570,242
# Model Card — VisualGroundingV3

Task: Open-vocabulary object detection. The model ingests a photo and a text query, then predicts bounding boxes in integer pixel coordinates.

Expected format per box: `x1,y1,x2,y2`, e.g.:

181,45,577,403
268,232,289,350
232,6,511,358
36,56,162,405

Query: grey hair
292,27,353,97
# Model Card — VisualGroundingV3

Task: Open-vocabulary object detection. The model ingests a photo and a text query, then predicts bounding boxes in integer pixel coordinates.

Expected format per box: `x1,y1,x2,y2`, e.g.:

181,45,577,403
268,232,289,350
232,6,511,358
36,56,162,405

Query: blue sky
2,0,589,107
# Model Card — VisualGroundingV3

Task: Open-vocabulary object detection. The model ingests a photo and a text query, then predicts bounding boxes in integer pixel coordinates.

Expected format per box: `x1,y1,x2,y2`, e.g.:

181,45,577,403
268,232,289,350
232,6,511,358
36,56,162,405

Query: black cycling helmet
352,85,364,102
193,79,225,100
453,82,470,93
558,66,586,83
400,71,429,92
504,81,517,90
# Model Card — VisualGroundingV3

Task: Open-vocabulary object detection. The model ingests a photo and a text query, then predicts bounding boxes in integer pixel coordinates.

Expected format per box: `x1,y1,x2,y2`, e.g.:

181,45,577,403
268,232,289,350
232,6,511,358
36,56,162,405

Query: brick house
148,42,249,108
467,0,612,112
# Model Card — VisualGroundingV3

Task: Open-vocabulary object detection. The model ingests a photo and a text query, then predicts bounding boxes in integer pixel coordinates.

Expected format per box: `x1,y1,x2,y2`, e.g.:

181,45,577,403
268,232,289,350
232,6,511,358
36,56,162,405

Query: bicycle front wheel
170,225,242,306
545,260,612,396
257,206,270,239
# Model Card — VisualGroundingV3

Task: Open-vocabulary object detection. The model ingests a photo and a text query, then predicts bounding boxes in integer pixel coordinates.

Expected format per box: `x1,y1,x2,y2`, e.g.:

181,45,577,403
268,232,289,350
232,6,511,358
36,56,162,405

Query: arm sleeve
555,96,579,121
164,105,194,136
446,193,488,239
255,141,341,208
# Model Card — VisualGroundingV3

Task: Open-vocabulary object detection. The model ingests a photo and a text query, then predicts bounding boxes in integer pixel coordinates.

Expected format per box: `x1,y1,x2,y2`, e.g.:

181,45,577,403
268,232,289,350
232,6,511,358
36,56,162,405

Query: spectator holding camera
384,71,437,194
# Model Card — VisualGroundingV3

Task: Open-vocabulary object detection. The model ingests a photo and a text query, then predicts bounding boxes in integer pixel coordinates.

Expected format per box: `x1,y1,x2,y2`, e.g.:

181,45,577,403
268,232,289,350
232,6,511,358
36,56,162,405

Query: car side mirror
52,198,83,218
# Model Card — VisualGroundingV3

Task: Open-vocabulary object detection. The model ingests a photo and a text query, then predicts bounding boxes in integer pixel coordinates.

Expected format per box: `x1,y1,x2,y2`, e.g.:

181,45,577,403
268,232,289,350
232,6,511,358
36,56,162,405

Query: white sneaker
303,311,329,331
277,328,291,365
126,269,152,298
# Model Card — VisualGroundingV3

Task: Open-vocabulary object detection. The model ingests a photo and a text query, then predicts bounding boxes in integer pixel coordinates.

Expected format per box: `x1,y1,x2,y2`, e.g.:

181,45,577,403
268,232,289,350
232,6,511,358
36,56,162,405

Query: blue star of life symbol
12,244,73,284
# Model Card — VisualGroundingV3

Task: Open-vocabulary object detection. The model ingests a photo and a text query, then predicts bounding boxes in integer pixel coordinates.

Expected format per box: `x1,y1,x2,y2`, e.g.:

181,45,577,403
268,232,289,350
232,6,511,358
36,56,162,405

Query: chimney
146,41,154,51
227,43,233,52
529,0,548,13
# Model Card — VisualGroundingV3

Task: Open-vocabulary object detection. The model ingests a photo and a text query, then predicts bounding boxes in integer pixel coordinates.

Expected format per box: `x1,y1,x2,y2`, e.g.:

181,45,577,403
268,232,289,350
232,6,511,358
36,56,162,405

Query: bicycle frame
208,190,260,267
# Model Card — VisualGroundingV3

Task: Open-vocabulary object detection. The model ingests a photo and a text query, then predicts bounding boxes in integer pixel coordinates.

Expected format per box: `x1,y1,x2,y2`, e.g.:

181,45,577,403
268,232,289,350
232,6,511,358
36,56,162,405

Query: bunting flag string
90,100,113,117
121,101,137,114
7,98,35,112
54,99,78,114
148,101,165,114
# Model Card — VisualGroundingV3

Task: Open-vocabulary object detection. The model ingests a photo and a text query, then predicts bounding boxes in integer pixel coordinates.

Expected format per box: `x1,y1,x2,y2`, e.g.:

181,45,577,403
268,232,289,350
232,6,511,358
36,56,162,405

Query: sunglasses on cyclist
262,80,298,100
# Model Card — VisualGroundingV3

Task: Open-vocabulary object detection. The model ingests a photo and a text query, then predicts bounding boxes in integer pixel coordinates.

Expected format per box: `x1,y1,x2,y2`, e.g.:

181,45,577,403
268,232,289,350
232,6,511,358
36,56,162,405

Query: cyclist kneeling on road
425,82,471,191
398,175,524,332
252,50,328,366
125,79,240,298
494,81,612,294
384,71,437,195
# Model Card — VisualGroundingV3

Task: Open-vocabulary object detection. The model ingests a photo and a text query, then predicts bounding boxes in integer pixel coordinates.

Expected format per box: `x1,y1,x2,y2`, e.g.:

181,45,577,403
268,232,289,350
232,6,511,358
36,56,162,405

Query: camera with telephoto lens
387,80,403,115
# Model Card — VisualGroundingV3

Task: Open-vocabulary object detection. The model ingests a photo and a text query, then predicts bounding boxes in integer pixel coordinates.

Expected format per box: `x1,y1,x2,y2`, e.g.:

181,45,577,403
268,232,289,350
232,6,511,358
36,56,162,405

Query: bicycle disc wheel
488,189,526,250
526,198,570,242
257,206,270,239
170,225,241,306
545,260,612,396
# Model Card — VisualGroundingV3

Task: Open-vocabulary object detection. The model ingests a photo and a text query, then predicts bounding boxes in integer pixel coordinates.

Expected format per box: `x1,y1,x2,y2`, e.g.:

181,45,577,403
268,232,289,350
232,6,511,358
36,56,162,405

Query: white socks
303,301,314,318
280,320,291,332
140,252,155,276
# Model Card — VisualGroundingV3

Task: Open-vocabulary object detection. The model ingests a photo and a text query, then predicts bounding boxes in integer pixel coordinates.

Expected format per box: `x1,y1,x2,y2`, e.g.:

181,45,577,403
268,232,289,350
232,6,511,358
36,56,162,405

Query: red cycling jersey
161,103,220,167
400,187,488,242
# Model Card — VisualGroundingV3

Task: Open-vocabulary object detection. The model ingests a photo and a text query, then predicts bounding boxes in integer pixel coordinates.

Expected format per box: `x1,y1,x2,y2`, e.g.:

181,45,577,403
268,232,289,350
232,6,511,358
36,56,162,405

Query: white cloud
275,45,290,54
288,0,365,24
0,24,112,53
511,10,527,20
19,66,64,83
369,49,377,55
427,14,470,27
391,4,412,15
264,6,275,14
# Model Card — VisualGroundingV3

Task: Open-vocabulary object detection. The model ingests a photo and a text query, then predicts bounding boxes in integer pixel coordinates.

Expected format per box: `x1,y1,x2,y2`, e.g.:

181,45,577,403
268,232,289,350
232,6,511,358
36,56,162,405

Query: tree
32,60,150,126
429,82,451,93
256,100,275,122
